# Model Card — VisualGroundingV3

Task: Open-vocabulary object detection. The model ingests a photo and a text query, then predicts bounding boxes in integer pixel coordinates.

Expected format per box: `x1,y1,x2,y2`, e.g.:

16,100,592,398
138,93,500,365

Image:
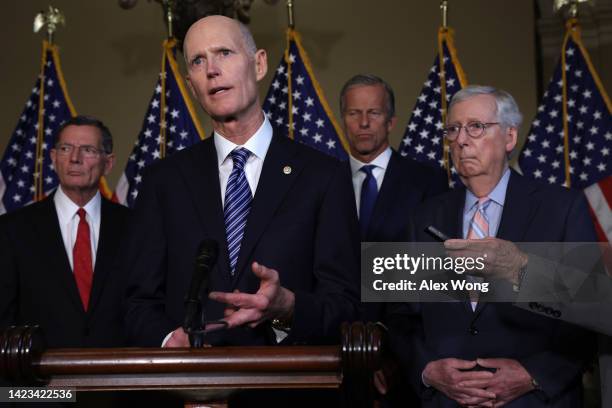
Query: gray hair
448,85,523,129
340,74,396,119
237,20,257,55
55,115,113,154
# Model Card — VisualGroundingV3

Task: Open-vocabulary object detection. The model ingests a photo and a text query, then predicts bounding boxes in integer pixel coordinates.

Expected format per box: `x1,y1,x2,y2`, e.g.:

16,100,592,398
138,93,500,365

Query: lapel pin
283,165,292,175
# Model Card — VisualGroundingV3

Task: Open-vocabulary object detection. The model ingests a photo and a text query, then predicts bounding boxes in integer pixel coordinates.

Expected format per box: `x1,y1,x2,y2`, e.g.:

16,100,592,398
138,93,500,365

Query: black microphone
183,239,219,347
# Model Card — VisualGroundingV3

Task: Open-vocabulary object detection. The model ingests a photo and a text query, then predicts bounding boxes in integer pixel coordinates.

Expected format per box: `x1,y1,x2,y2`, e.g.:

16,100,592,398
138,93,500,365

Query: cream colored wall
1,1,540,187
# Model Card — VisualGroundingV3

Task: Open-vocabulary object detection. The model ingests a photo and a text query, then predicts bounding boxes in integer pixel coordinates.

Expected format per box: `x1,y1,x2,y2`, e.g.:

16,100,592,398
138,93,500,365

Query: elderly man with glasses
387,85,596,407
0,115,130,350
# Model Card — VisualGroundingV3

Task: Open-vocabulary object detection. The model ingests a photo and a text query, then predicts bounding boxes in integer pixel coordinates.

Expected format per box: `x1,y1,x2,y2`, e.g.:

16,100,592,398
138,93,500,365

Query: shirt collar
465,167,511,211
214,114,273,167
349,146,392,176
54,185,102,223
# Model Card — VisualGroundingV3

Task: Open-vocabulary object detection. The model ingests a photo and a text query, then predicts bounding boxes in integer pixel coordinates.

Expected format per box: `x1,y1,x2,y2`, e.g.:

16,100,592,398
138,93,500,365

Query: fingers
476,358,503,368
222,308,263,328
165,327,189,348
251,261,279,283
459,370,495,381
459,378,493,388
444,239,470,250
373,370,388,395
456,387,496,400
448,358,478,370
209,291,270,310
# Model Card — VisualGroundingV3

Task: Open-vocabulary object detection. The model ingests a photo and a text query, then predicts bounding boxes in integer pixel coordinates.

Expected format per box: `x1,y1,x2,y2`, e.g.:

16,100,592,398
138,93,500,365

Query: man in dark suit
123,15,359,350
388,85,595,407
340,74,448,244
340,74,447,405
0,115,130,349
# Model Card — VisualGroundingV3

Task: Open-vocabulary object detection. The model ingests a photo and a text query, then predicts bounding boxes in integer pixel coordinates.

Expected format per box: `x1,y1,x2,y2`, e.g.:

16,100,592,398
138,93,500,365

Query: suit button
529,302,537,310
469,326,479,335
553,310,561,318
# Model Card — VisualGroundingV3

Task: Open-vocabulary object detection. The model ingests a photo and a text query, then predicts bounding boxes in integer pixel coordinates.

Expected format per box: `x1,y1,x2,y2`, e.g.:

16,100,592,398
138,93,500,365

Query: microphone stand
183,296,206,348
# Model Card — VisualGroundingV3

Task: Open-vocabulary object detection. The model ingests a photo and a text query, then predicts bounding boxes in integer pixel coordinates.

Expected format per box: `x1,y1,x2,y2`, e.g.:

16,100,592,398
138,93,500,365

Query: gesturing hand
209,262,295,328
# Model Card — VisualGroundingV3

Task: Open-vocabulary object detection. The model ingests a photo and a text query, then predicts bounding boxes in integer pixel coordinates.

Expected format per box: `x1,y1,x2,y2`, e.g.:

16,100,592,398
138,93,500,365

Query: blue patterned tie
359,164,378,239
224,148,252,275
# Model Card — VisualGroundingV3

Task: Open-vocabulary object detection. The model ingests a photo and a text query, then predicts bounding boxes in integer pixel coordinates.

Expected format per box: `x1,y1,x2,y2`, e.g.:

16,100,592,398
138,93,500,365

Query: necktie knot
77,208,87,221
230,148,251,170
360,164,376,177
477,197,491,212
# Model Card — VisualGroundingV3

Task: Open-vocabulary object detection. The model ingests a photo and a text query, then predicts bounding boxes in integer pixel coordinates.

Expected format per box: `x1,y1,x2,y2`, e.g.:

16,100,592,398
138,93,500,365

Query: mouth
209,86,231,96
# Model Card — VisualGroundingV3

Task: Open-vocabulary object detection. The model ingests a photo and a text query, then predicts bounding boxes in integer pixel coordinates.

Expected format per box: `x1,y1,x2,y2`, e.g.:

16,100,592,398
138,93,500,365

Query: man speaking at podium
123,15,359,351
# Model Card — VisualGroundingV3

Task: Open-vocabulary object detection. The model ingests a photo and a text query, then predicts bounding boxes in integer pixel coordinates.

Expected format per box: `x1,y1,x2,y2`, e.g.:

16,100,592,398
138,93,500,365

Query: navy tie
224,148,252,275
359,164,378,238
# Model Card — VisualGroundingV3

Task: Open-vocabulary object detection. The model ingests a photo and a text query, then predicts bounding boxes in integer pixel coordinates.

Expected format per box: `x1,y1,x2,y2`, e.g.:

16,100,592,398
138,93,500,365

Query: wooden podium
1,322,384,407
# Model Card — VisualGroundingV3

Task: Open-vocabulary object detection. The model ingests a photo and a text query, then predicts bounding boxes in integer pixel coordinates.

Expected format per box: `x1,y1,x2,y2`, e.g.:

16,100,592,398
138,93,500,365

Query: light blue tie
224,148,252,275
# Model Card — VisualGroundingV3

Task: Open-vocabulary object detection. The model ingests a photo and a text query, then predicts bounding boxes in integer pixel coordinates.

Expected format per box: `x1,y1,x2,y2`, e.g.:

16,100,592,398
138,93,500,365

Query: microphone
183,239,219,347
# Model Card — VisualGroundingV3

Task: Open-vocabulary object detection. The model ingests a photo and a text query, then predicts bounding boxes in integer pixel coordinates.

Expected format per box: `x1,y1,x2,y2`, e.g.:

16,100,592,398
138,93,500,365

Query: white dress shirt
53,186,102,271
214,116,273,204
349,147,392,214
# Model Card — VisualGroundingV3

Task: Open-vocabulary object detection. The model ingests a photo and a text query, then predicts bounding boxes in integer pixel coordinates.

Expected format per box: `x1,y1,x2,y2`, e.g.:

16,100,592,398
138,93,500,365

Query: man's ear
103,153,115,176
254,49,268,82
186,75,196,97
505,126,518,153
386,115,398,133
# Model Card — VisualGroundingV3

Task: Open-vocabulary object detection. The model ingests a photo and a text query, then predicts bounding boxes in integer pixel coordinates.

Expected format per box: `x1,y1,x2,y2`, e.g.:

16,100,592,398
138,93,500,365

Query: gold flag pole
440,0,448,30
161,0,175,39
32,6,66,201
438,0,451,179
33,5,65,45
287,0,295,29
553,0,590,18
286,0,295,138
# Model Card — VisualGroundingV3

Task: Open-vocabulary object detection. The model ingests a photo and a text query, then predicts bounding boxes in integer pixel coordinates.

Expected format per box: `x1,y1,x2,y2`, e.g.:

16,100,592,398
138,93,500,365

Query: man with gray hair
388,85,596,407
340,74,447,247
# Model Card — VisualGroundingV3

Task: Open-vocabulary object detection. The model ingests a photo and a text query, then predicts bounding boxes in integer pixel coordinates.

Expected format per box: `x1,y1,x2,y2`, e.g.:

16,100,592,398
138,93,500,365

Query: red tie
73,208,93,311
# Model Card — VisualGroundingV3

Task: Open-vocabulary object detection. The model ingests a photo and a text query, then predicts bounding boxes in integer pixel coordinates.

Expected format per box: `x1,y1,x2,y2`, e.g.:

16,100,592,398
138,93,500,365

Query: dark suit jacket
0,195,131,348
388,171,596,407
362,150,448,243
124,132,360,347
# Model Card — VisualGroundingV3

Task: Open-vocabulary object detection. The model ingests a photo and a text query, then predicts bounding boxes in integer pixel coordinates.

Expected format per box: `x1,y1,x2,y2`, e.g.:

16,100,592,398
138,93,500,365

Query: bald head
182,14,268,137
183,15,257,61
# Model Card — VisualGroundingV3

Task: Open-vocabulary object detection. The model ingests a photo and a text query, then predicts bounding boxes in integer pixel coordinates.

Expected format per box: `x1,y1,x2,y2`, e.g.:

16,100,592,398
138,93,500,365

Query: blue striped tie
224,148,252,275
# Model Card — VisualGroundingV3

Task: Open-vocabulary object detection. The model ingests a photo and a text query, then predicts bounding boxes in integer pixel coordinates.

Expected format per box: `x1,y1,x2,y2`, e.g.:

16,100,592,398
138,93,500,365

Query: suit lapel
232,134,302,283
37,196,86,316
496,171,539,242
88,199,114,315
473,172,538,317
368,152,412,240
177,139,233,282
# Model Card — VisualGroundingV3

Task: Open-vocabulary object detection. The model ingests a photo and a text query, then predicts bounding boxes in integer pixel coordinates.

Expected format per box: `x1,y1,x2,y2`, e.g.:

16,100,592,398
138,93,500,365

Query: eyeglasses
55,143,106,158
442,121,500,141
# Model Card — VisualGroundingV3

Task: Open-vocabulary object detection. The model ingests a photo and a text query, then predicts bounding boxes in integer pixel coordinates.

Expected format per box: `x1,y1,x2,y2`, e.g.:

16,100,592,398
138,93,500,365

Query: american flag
263,29,348,161
518,20,611,242
0,41,75,215
398,28,467,188
115,38,204,207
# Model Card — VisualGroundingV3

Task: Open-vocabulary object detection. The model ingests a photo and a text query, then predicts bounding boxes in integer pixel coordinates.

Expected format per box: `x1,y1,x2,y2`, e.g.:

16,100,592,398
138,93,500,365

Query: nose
359,113,370,129
455,126,470,146
69,146,82,163
206,58,220,79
